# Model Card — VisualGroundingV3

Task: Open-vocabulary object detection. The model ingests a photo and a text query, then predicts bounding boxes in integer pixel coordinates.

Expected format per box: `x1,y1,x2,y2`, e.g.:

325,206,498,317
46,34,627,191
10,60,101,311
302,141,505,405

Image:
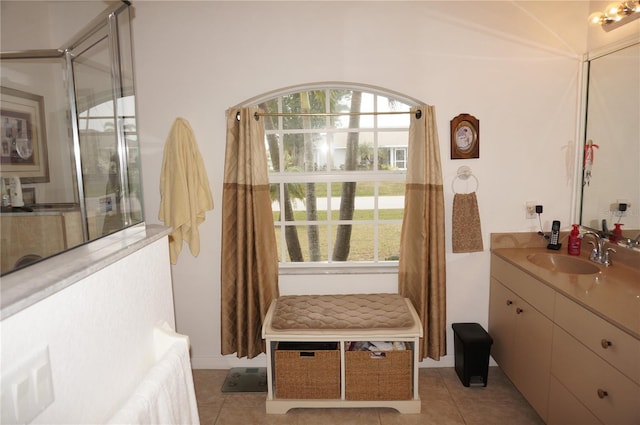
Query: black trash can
451,323,493,387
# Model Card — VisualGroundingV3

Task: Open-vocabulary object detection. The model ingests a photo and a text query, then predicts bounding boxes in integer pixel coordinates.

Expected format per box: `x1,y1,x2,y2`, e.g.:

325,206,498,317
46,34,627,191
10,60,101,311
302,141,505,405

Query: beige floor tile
197,403,222,425
440,367,544,425
192,367,542,425
222,392,268,409
194,369,227,405
380,400,465,425
456,398,545,425
418,368,452,401
215,406,298,425
292,407,382,425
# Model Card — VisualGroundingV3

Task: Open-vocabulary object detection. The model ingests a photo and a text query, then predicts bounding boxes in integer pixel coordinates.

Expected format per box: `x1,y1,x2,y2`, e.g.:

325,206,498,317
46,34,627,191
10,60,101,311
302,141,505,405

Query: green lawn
274,208,404,262
282,181,405,198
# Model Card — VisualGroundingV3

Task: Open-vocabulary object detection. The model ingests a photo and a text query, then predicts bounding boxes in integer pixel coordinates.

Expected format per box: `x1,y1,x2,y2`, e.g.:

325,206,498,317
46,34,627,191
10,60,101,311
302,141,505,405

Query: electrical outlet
615,199,631,217
525,201,537,219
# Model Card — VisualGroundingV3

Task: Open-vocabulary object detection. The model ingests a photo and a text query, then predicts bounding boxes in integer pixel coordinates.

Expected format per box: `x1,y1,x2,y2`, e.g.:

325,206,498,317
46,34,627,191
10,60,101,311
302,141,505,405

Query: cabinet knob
506,300,513,306
597,389,608,399
600,339,612,349
516,308,524,314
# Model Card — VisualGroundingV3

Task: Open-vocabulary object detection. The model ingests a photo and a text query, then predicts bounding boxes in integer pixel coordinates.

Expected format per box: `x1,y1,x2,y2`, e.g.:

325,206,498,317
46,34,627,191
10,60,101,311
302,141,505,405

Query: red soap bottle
567,224,581,256
610,223,623,242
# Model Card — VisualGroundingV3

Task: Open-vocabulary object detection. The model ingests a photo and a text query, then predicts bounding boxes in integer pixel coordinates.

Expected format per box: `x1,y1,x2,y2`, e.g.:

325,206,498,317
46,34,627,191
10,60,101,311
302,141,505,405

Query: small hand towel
452,192,483,253
159,118,213,264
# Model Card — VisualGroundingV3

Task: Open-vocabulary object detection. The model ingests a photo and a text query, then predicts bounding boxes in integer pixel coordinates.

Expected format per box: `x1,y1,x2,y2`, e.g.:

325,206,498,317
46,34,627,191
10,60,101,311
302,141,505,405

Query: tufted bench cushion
269,293,416,332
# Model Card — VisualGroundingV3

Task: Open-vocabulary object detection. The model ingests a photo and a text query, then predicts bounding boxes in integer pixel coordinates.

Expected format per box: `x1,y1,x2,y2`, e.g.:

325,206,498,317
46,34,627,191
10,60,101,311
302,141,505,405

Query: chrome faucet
580,231,616,267
614,234,640,249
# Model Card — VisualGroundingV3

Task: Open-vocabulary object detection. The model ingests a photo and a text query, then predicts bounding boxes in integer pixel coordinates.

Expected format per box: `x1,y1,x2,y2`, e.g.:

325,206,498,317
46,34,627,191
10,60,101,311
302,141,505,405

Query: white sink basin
526,253,600,275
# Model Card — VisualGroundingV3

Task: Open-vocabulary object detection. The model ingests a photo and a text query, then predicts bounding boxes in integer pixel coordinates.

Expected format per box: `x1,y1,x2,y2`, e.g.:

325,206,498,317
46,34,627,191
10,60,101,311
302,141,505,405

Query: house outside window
394,147,407,170
255,85,417,271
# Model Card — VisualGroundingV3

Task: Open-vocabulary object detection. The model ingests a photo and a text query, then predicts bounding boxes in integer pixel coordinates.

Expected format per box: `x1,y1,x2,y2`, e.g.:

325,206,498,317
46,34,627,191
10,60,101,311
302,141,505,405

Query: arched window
247,83,420,269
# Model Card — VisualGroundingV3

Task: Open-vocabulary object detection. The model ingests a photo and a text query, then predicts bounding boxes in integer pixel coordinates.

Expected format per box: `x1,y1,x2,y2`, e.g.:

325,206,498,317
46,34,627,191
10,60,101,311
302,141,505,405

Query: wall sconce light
589,1,640,31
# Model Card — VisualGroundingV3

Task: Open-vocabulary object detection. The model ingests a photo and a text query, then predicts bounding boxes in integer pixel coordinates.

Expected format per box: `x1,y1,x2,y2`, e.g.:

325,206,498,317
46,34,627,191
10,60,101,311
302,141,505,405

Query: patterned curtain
398,105,447,361
220,107,279,359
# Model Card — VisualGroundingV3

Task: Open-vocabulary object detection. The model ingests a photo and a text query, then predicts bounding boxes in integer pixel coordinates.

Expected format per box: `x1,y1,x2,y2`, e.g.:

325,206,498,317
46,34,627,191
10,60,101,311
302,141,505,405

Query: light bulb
589,11,605,24
606,2,622,16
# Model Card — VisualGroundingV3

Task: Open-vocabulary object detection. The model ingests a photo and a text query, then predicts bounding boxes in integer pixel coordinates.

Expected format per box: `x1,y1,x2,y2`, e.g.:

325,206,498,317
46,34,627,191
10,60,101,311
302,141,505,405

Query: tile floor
193,367,545,425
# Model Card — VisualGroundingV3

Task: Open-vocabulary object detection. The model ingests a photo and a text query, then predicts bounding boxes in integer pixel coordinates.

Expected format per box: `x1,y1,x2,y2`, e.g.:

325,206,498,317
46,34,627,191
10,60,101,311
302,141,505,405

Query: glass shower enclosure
0,2,143,274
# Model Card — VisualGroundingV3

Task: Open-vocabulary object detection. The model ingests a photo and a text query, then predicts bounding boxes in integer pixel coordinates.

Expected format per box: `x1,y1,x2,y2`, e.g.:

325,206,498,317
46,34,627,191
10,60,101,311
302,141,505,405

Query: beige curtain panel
220,107,280,359
398,105,447,361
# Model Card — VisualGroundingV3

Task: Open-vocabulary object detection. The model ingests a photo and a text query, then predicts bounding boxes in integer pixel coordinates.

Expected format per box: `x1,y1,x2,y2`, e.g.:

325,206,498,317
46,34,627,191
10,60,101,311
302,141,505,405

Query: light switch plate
1,346,54,424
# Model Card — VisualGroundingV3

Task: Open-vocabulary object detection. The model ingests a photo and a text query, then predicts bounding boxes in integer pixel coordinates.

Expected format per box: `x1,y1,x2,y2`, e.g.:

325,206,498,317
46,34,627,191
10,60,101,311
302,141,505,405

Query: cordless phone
547,220,562,250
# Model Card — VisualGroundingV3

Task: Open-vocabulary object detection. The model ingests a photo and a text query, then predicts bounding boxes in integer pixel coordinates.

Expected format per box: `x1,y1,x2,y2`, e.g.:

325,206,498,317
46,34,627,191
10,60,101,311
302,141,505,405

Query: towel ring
452,165,479,194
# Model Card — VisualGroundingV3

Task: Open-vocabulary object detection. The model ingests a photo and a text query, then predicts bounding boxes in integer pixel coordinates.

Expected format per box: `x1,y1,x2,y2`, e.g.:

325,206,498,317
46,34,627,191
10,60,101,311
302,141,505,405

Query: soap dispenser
611,223,623,243
568,224,581,256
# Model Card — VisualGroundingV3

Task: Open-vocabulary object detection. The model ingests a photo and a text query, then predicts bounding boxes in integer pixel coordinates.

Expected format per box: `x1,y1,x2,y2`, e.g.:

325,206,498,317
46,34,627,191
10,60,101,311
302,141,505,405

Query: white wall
130,1,603,369
0,237,175,424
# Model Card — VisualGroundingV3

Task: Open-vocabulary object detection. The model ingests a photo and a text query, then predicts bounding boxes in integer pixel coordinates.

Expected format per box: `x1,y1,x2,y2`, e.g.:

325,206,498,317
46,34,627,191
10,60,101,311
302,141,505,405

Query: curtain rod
255,110,422,119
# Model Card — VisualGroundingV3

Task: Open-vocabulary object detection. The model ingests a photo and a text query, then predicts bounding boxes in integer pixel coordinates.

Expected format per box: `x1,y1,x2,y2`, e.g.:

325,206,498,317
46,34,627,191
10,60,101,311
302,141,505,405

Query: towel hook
452,166,479,193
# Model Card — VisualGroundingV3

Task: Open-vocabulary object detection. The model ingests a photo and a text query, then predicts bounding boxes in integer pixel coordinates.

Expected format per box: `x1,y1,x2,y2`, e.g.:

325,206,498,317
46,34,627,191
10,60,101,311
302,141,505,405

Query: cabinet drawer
555,294,640,385
491,255,555,319
552,326,640,425
548,375,601,425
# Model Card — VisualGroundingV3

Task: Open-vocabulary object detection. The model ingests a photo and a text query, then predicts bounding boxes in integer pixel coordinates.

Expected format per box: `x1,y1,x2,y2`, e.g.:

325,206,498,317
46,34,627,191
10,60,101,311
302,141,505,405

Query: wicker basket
345,350,412,400
274,343,340,399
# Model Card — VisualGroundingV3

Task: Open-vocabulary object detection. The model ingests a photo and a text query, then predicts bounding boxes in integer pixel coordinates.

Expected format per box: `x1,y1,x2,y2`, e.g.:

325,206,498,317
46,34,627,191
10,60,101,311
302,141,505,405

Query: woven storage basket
275,343,340,399
345,350,412,400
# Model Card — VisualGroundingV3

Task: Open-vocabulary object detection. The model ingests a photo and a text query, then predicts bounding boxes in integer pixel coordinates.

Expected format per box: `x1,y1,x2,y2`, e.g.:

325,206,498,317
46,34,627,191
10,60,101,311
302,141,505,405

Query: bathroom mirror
0,2,144,275
579,40,640,244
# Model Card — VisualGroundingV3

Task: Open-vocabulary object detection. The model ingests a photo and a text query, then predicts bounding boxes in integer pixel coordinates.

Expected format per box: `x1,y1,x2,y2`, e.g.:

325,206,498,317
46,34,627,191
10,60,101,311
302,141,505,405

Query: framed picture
451,113,479,159
1,86,50,183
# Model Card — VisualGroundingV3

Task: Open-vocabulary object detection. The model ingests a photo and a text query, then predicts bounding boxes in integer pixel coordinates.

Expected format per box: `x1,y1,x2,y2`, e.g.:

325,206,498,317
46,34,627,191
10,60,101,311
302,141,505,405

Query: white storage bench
262,293,423,414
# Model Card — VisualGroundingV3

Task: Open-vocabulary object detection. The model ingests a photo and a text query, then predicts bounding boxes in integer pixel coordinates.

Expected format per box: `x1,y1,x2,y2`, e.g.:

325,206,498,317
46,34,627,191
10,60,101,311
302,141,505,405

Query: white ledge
0,223,171,320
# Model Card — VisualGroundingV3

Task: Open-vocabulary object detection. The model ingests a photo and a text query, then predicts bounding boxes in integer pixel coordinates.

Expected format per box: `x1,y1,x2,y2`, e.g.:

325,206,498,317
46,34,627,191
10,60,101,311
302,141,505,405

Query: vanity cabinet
549,294,640,425
0,210,83,274
490,250,640,425
489,256,554,421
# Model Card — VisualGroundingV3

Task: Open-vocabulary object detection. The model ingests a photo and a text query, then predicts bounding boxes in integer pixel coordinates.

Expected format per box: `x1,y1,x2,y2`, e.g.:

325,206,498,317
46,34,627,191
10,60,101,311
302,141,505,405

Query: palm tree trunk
283,184,303,261
332,91,362,261
263,114,304,261
301,92,320,261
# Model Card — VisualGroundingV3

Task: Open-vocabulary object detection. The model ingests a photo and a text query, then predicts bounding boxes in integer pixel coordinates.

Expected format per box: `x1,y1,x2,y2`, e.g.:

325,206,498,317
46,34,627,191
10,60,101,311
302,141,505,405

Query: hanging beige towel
452,192,483,253
159,118,213,264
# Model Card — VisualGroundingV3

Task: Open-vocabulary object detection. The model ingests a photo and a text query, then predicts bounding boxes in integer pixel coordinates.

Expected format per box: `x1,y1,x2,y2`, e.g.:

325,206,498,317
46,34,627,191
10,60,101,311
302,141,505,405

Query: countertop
0,203,80,216
492,247,640,340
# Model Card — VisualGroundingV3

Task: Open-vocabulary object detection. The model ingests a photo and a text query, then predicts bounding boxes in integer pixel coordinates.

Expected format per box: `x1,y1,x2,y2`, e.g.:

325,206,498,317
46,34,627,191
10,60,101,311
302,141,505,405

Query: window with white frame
256,86,417,269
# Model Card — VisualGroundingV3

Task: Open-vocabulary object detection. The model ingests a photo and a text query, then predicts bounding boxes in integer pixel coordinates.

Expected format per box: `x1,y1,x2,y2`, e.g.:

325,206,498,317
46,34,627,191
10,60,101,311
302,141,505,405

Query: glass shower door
70,7,140,240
